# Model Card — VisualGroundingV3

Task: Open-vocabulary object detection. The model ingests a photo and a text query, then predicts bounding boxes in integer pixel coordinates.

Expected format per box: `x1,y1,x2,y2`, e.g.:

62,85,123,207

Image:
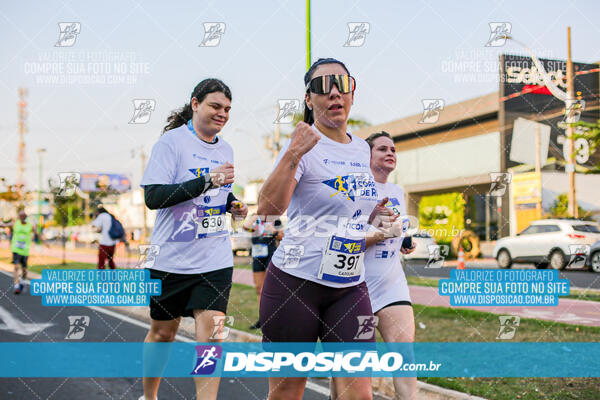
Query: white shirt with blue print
140,123,234,274
269,125,379,288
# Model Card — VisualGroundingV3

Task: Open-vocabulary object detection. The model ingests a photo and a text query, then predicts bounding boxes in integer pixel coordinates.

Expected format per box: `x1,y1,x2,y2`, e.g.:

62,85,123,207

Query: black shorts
12,253,28,268
252,256,272,272
376,300,412,314
149,267,233,321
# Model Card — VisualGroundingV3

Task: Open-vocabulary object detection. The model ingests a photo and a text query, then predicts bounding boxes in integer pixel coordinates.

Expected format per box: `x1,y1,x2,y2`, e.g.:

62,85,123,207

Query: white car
403,231,438,260
493,219,600,270
230,230,252,256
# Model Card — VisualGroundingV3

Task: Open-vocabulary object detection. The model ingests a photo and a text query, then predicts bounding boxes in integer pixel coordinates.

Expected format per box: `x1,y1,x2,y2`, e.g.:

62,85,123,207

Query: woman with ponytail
257,59,393,400
139,78,248,400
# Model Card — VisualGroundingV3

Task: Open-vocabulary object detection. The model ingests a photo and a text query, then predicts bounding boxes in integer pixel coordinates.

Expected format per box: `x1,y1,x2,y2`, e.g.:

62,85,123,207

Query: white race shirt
269,125,379,288
140,124,234,274
92,212,117,246
364,182,412,313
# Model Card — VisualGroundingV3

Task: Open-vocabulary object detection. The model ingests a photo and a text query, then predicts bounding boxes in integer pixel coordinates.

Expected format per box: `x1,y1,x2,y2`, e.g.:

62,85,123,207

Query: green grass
405,275,439,288
226,283,260,333
411,304,600,342
28,262,97,274
566,290,600,302
420,377,600,400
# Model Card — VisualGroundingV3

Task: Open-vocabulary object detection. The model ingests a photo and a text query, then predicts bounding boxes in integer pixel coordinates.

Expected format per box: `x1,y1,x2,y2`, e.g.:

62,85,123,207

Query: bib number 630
198,215,226,235
201,216,223,229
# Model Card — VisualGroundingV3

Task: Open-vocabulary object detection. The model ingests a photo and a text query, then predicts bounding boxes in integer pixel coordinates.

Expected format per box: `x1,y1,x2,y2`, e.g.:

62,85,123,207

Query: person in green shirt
9,210,34,294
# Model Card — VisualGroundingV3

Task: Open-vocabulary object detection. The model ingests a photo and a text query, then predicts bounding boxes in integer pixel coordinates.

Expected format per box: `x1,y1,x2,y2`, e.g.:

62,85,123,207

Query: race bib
252,243,269,258
318,235,365,284
196,205,227,238
15,240,26,249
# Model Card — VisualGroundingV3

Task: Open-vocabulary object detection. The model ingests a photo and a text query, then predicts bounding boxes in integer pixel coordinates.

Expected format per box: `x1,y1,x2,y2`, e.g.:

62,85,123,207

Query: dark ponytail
303,58,351,125
163,78,232,133
365,131,392,149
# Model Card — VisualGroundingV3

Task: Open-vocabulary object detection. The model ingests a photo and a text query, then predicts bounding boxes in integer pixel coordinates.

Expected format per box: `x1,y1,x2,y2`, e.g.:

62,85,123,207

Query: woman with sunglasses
139,78,247,400
258,58,391,400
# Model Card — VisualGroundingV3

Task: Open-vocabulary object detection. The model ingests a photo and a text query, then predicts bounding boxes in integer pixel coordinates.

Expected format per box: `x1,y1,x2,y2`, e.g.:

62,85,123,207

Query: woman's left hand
400,243,416,255
231,201,248,220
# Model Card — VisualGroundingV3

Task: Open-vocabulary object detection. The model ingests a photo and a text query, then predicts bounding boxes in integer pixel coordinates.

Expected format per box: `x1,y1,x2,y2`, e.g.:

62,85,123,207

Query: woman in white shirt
364,131,417,399
258,58,391,400
139,78,247,400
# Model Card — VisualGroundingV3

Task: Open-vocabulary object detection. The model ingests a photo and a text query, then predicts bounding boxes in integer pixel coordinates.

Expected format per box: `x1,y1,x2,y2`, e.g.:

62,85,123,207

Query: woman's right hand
210,162,235,187
288,122,320,158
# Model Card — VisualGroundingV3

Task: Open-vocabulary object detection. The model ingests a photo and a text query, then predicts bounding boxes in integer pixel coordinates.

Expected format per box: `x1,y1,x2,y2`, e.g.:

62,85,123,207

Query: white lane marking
305,380,331,396
0,306,54,335
0,269,327,397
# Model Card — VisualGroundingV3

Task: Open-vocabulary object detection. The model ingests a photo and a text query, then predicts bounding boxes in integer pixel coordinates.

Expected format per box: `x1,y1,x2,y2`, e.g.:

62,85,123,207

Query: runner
242,215,283,329
91,206,121,269
257,58,392,400
364,131,417,399
5,210,34,294
139,78,247,400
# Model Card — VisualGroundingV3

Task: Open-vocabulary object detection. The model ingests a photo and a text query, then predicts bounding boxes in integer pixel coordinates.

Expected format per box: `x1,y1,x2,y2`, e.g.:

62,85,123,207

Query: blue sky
1,0,599,190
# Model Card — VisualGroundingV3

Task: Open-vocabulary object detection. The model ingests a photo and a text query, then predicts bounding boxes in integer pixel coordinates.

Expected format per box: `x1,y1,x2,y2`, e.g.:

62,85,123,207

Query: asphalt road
0,271,339,400
403,259,600,290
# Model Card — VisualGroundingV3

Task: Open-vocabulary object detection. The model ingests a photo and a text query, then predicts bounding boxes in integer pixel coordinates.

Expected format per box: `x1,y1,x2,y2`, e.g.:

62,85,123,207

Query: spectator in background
243,215,284,330
2,210,35,294
92,206,119,269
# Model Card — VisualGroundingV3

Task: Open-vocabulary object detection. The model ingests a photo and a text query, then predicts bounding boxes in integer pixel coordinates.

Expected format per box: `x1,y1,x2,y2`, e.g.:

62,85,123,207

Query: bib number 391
318,235,365,284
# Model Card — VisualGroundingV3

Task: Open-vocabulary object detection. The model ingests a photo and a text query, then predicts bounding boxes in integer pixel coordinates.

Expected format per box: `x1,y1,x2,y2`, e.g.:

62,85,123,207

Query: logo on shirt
189,167,232,189
375,250,396,259
191,345,222,375
385,198,403,215
322,159,346,166
170,207,198,242
189,167,210,178
321,173,375,202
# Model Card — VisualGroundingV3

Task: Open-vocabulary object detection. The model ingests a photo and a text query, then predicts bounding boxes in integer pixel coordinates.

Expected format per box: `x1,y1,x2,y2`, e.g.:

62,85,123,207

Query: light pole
306,0,311,70
502,28,578,217
36,148,46,235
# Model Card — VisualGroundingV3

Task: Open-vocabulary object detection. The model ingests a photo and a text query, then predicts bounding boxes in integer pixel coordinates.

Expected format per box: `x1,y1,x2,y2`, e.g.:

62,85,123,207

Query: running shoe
13,284,21,295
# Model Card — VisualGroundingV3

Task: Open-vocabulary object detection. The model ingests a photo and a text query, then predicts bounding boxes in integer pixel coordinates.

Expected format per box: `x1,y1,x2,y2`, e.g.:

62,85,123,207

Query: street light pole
36,148,46,235
565,27,578,218
503,28,578,218
306,0,311,70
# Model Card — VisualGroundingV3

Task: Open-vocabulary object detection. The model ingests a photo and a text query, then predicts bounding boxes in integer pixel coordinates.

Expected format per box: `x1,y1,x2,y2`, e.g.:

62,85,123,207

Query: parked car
586,240,600,273
493,219,600,270
403,231,438,260
230,230,252,256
